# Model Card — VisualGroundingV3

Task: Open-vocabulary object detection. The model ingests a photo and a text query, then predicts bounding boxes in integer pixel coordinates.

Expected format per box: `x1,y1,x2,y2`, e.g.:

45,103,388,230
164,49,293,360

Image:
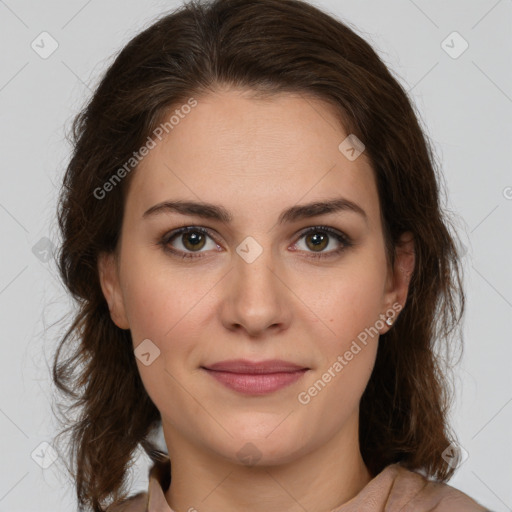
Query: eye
292,226,353,260
159,226,220,259
158,225,353,260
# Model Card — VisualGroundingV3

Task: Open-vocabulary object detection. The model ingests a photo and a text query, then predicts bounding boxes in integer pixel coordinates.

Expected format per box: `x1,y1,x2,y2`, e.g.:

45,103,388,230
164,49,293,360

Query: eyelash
158,225,353,261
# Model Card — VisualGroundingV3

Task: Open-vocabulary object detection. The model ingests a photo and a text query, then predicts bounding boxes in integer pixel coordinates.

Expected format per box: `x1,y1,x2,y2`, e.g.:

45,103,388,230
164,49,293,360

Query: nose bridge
222,234,288,334
234,234,280,300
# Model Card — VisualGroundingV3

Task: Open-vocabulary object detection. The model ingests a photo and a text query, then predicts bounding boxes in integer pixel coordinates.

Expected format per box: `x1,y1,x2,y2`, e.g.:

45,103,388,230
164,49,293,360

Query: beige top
107,458,491,512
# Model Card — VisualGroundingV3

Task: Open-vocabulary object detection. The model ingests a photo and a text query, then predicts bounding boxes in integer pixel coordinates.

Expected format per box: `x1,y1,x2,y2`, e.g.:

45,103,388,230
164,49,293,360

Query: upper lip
202,359,308,374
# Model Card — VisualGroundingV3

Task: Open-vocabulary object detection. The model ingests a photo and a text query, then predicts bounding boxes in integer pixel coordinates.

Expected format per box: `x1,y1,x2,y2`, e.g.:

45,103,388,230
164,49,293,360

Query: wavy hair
52,0,466,510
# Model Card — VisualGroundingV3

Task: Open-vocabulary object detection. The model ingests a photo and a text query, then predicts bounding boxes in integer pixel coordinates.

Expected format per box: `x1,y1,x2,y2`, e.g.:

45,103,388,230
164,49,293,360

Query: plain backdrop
0,0,511,510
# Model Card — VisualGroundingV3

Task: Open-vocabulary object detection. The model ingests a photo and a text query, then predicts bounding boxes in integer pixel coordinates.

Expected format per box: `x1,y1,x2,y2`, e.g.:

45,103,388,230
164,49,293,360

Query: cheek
309,265,386,344
297,271,384,414
120,256,208,389
120,248,197,340
123,266,203,414
301,260,385,402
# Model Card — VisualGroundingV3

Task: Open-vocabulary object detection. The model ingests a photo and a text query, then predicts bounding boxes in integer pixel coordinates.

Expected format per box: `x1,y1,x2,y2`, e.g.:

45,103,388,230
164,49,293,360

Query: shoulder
105,491,148,512
381,463,490,511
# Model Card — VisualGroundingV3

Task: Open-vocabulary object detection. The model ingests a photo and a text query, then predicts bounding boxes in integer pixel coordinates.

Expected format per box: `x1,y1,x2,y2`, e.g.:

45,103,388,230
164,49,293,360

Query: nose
219,247,292,337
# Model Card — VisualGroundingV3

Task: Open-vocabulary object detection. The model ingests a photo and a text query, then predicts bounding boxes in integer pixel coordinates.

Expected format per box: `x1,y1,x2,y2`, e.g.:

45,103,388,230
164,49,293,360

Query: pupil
308,232,327,251
186,232,203,247
311,234,323,245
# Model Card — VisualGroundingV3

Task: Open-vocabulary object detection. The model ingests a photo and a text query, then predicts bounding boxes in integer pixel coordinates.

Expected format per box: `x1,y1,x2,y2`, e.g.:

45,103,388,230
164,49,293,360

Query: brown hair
52,0,466,510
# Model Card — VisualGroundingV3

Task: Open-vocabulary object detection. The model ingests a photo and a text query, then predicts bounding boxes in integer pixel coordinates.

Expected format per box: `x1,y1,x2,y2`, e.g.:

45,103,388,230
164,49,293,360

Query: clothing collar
145,458,487,512
147,456,172,512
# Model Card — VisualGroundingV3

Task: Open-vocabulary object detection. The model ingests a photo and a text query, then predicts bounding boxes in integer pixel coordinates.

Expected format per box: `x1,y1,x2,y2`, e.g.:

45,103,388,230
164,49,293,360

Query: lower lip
203,369,308,395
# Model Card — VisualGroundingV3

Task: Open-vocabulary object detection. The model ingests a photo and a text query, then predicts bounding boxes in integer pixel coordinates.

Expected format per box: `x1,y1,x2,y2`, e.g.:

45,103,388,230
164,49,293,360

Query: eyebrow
142,197,368,225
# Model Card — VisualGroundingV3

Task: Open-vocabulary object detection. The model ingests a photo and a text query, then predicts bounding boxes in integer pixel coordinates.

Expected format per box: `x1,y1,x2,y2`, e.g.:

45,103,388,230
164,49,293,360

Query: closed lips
201,360,310,395
202,359,309,374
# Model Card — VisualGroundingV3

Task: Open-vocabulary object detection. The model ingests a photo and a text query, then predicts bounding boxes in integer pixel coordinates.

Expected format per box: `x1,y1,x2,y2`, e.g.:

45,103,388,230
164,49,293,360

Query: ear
97,251,130,330
380,231,415,333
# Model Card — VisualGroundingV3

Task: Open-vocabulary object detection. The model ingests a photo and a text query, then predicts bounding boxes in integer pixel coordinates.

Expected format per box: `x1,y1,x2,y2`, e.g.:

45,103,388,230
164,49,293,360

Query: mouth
201,359,310,395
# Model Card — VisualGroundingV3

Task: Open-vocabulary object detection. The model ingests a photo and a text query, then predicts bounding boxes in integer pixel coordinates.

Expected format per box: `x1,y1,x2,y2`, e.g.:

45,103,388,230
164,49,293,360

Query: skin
98,87,415,512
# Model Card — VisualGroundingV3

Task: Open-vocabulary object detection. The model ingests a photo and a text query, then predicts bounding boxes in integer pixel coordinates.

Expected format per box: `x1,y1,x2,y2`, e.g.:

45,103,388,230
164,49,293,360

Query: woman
52,0,491,510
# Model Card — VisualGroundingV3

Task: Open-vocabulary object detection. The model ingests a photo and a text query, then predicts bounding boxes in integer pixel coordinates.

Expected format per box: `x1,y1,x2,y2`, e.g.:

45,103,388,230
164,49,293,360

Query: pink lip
202,359,309,395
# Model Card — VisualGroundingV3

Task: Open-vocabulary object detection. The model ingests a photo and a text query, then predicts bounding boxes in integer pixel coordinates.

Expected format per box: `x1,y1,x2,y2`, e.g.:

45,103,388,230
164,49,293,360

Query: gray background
0,0,511,510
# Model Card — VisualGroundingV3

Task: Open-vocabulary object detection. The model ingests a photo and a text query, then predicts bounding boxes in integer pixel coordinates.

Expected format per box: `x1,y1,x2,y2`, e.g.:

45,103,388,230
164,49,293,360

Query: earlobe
97,251,130,330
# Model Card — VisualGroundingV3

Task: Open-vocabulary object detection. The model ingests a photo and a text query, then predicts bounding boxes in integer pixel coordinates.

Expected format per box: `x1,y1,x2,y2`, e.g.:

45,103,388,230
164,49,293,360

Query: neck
163,415,372,512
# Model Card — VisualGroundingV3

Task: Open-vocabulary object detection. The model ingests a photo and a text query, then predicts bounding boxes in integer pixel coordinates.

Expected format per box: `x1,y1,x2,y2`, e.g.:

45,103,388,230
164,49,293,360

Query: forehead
125,89,380,229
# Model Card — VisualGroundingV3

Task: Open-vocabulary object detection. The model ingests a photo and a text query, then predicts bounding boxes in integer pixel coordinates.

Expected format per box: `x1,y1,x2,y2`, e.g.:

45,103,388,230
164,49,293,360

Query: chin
210,430,309,468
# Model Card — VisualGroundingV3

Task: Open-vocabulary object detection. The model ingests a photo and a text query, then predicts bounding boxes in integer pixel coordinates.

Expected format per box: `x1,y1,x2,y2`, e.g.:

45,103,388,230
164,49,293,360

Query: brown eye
181,231,207,251
294,226,353,260
161,227,219,259
304,231,329,252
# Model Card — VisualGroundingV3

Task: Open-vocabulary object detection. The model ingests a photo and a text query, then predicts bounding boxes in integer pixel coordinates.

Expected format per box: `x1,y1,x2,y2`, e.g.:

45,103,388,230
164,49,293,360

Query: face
98,88,414,467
